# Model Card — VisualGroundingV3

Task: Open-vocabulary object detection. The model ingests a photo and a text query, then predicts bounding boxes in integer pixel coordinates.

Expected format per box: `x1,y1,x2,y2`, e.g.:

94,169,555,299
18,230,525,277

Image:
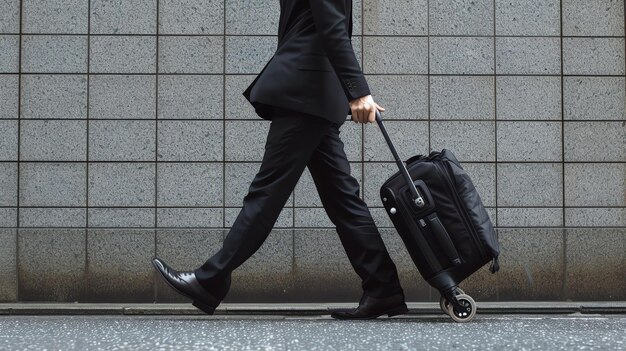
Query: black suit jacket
242,0,371,125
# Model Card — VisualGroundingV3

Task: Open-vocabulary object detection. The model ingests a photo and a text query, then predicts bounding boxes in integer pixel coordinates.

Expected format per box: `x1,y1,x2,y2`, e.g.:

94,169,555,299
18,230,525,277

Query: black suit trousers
193,107,404,300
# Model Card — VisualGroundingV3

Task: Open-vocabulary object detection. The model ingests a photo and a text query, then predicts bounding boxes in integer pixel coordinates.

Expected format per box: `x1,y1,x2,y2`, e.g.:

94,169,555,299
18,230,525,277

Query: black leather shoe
152,257,221,315
330,292,408,320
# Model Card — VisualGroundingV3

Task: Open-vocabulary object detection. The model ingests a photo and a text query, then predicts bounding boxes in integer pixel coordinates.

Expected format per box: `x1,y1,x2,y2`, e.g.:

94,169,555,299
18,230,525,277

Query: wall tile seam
4,205,625,209
223,0,227,231
14,33,225,36
6,73,625,77
153,0,160,303
12,33,626,38
361,0,365,207
6,229,626,235
15,0,24,301
153,44,160,226
492,0,498,236
9,72,624,76
3,118,626,122
85,0,92,303
4,160,626,165
1,203,625,217
6,73,224,75
559,0,567,298
4,225,626,230
426,0,431,169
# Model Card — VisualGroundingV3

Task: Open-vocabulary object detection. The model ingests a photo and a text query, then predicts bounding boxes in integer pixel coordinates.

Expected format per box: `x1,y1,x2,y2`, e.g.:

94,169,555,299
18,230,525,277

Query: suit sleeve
308,0,371,101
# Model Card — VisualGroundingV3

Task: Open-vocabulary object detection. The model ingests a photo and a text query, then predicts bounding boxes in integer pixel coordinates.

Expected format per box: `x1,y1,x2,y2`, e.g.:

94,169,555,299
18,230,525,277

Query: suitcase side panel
381,161,487,285
444,157,500,261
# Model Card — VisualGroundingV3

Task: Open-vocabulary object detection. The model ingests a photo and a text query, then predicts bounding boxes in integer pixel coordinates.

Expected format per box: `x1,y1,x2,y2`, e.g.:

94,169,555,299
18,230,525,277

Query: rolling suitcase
375,110,500,323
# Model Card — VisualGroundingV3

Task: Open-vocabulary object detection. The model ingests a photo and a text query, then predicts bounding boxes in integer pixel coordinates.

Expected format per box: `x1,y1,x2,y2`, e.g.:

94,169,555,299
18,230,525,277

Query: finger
368,108,375,123
362,102,371,123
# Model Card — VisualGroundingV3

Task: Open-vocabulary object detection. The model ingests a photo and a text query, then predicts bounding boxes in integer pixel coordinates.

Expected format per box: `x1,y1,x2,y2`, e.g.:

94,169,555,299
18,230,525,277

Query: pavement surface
0,314,624,350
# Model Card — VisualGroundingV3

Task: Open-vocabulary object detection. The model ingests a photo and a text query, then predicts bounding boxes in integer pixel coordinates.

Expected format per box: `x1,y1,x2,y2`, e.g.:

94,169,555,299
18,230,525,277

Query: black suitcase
375,110,500,322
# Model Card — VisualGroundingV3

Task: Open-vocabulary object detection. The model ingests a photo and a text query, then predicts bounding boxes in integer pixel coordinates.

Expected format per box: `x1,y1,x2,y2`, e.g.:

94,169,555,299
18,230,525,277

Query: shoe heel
192,300,216,315
386,304,408,317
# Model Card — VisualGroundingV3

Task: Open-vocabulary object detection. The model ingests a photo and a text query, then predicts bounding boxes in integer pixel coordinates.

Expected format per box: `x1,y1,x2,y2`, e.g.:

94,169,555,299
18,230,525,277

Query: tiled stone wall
0,1,624,303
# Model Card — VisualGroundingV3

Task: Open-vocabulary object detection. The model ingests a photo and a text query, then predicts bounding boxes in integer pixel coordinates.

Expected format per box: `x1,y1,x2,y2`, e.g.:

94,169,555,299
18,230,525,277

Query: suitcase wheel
445,294,476,323
439,287,465,314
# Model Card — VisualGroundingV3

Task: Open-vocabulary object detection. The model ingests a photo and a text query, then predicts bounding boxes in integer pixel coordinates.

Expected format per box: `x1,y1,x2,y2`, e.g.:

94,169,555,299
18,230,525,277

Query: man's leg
306,122,404,299
194,109,331,300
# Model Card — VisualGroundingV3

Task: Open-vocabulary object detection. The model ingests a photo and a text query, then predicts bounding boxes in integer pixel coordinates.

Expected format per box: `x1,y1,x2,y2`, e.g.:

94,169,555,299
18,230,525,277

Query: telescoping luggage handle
375,110,425,208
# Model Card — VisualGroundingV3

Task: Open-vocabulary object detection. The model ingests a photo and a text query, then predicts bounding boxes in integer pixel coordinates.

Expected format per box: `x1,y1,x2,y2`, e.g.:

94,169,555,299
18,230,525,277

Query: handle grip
427,213,462,266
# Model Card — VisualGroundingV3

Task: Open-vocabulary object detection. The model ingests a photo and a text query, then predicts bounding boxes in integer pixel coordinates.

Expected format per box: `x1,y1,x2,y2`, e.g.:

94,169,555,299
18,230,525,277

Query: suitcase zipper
432,159,487,262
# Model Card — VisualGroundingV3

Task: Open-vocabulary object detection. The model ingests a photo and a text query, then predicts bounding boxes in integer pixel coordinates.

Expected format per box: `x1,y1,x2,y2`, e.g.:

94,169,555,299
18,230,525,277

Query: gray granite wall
0,1,624,303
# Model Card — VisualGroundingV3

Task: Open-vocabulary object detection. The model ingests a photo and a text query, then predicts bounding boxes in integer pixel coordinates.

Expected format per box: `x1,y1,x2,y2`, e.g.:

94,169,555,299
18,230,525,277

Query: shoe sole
330,304,409,320
192,300,216,315
387,304,409,317
151,259,217,315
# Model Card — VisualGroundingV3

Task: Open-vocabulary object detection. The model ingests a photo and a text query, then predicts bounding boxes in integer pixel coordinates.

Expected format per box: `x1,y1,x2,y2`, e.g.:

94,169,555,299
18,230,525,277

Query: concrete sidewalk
1,302,625,315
